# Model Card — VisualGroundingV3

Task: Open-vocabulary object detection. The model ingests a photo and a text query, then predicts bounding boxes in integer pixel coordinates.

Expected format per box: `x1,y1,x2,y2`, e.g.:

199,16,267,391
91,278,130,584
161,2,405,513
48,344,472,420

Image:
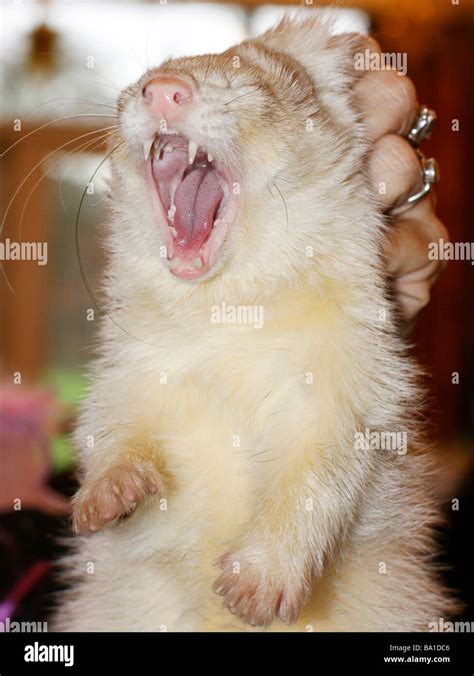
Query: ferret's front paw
72,459,164,535
212,547,310,627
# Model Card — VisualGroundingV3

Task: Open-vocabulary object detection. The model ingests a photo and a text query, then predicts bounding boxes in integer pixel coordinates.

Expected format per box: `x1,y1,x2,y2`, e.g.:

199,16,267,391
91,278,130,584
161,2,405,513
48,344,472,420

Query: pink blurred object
0,385,70,516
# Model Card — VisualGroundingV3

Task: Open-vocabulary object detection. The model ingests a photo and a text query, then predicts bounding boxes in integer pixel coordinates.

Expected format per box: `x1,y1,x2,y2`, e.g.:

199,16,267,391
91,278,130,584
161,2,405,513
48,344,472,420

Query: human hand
353,38,448,327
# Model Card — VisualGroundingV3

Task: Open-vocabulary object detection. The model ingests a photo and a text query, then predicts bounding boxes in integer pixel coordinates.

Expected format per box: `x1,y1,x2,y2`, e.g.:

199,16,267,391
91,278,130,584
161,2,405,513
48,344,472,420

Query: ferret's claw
72,458,165,536
213,548,308,627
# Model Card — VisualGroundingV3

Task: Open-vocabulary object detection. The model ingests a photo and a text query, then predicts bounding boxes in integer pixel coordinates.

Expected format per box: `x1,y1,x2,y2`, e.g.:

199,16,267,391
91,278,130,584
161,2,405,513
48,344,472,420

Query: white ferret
54,16,454,631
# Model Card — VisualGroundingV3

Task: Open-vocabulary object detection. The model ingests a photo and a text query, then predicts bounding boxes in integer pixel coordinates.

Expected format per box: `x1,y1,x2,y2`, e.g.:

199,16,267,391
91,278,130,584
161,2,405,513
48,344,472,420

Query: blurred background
0,0,473,629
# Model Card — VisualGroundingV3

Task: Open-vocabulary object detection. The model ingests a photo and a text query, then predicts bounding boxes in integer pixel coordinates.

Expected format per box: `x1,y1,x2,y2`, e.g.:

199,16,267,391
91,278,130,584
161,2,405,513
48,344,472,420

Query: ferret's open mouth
144,134,237,281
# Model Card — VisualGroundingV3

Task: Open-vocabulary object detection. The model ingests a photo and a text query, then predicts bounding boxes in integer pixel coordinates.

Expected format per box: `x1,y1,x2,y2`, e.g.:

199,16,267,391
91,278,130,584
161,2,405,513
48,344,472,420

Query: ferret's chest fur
118,287,335,552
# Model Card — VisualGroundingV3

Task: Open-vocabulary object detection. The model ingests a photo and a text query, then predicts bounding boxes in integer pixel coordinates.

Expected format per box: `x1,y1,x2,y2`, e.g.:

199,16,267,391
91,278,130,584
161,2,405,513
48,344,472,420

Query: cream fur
53,16,453,632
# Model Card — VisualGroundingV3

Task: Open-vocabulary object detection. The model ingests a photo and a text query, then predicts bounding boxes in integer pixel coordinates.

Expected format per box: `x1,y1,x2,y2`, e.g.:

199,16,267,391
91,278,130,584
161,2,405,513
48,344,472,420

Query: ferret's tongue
174,168,223,255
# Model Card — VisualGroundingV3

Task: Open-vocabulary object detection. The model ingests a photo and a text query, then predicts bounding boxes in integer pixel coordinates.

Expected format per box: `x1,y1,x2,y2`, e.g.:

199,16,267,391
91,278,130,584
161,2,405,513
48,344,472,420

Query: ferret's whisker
57,131,117,213
79,65,124,94
0,115,118,157
41,132,113,221
75,141,159,349
1,126,119,234
96,83,133,97
272,182,289,232
224,87,260,107
23,98,117,121
17,131,114,240
75,142,175,347
266,184,277,202
274,174,293,185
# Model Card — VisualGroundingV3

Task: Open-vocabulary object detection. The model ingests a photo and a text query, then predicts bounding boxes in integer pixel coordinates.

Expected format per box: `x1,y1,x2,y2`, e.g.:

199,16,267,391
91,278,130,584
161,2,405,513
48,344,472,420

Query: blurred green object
43,368,88,473
51,437,76,474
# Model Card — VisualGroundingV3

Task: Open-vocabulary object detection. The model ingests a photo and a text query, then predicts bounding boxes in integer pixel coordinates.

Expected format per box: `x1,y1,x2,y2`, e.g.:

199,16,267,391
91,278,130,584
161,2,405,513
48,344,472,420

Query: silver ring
389,151,440,216
406,105,437,147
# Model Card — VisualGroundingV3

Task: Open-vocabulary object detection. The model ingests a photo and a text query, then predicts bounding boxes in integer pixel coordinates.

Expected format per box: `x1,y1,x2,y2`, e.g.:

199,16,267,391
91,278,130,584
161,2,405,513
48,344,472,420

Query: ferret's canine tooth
152,141,161,160
207,152,213,163
143,138,154,161
188,141,198,165
168,204,176,221
170,227,177,238
169,257,183,270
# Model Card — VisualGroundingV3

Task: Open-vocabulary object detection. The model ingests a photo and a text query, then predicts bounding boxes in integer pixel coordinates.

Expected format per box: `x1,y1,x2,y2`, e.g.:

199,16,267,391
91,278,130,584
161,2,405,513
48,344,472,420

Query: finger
393,268,434,323
391,251,444,324
387,237,440,324
396,191,444,226
383,199,449,277
354,69,417,141
369,134,424,209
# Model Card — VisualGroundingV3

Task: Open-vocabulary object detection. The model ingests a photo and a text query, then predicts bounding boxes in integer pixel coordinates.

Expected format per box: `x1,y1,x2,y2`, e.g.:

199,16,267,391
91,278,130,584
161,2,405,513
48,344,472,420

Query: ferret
53,16,453,632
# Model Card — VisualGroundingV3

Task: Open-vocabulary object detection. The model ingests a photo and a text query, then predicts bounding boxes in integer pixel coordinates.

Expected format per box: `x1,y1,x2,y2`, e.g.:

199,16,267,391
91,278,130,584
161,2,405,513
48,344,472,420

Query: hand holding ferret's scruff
354,37,448,324
54,16,454,631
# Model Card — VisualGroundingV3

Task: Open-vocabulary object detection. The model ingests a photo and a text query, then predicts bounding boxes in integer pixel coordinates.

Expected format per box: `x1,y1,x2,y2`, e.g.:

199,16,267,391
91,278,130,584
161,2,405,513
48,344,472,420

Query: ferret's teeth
194,257,203,270
207,152,213,163
152,141,160,160
168,204,176,222
170,227,177,238
188,141,198,165
213,218,222,228
143,138,154,161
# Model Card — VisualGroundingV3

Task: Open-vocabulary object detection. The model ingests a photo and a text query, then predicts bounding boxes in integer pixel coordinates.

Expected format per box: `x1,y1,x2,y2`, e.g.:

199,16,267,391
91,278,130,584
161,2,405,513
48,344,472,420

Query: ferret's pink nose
142,76,193,124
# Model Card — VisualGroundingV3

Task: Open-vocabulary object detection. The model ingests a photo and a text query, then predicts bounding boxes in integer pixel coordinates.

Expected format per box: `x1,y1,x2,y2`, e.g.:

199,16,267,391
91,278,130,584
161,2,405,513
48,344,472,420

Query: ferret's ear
258,17,370,92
